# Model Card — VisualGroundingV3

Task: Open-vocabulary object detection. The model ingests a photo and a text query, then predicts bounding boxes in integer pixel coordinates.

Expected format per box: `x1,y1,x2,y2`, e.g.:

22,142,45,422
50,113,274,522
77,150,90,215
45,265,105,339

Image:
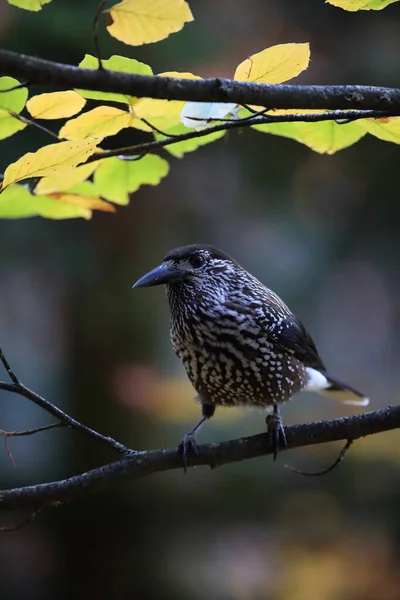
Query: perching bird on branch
133,244,368,463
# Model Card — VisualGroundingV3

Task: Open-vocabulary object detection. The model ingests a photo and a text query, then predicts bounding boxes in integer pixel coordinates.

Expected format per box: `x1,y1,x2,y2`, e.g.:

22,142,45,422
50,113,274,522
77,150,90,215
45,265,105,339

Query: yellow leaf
106,0,193,46
59,106,132,140
234,43,310,84
326,0,398,10
357,117,400,144
27,91,86,119
2,138,99,189
47,193,116,213
35,162,98,195
133,72,201,131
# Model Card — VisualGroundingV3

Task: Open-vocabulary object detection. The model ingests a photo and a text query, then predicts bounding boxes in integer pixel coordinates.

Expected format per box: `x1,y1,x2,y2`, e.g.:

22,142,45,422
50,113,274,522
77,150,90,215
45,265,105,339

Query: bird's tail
305,367,369,407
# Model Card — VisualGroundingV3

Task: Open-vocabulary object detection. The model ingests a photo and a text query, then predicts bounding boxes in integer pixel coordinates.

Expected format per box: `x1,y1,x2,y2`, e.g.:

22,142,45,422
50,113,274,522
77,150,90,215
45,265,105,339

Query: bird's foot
266,404,287,461
178,432,199,472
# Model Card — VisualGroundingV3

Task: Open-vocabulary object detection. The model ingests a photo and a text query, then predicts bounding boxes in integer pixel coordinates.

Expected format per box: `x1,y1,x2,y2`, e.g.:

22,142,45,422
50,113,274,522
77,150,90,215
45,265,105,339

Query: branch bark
1,49,400,111
0,405,398,511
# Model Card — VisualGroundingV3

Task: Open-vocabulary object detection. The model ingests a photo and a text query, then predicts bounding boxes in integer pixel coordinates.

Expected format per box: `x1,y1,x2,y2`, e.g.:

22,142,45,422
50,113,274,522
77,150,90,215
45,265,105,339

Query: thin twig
0,346,133,455
0,508,41,532
93,0,107,70
8,110,59,140
241,104,269,115
0,347,19,384
0,423,65,467
140,117,182,138
183,106,271,124
0,423,65,439
0,380,132,455
284,439,353,476
88,109,394,163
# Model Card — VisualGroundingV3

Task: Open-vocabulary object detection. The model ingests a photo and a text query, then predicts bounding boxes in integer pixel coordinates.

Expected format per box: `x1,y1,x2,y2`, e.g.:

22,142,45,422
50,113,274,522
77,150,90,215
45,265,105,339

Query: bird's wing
223,301,325,370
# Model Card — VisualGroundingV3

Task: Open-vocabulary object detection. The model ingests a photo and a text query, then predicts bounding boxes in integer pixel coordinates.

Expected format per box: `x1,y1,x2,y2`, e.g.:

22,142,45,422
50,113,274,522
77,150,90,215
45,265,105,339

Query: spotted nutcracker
133,244,368,461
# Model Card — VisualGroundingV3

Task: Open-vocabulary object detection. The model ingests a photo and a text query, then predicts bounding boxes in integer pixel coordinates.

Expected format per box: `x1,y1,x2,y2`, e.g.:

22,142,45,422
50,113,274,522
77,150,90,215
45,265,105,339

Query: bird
133,244,368,464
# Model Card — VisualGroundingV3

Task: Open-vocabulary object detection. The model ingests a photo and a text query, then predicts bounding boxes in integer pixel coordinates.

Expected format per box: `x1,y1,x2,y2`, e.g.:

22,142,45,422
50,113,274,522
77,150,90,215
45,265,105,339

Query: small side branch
0,423,65,466
87,109,396,164
0,347,132,456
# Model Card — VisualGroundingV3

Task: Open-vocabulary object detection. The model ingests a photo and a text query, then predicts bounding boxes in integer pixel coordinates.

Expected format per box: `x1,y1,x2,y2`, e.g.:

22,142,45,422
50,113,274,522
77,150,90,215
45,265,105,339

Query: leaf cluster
1,0,400,219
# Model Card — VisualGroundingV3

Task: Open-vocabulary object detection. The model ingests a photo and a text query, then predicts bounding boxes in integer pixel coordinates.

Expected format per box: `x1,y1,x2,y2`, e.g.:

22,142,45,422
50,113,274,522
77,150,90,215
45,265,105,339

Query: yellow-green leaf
106,0,193,46
0,76,28,140
0,108,26,140
133,72,201,131
59,106,132,140
154,123,226,157
0,184,90,219
94,155,169,204
2,138,99,189
326,0,398,10
234,43,310,83
47,192,115,213
35,162,99,195
252,111,366,154
7,0,52,11
77,55,153,103
357,117,400,143
27,91,86,119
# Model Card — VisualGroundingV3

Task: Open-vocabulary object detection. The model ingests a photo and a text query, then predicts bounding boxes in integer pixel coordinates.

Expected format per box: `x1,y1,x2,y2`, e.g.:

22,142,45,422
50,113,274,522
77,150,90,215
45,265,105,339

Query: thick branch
0,405,398,511
1,49,400,110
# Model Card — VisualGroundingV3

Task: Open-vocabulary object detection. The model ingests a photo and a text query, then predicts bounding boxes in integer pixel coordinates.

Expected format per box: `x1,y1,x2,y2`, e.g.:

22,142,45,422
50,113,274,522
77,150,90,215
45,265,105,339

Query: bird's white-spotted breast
167,282,306,408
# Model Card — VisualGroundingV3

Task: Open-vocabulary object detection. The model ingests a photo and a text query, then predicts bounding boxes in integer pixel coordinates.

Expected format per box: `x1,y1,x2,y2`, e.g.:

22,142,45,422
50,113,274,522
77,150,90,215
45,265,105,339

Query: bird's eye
189,253,206,268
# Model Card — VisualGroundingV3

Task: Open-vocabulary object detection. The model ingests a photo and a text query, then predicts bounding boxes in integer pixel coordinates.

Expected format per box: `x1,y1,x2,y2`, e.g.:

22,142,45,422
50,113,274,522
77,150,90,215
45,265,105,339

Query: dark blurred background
0,0,400,598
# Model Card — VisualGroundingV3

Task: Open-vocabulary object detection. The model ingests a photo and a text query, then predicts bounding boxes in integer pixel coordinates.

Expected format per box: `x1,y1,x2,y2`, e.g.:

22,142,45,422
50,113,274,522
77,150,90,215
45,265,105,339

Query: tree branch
1,49,400,111
0,347,132,456
0,405,398,511
88,109,395,163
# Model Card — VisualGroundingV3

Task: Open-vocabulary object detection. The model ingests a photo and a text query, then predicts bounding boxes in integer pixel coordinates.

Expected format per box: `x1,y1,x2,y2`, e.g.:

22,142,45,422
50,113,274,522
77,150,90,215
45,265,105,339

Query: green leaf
154,123,226,158
0,76,28,140
76,55,153,104
252,114,366,154
93,155,170,204
357,117,400,144
7,0,52,11
66,181,101,196
0,184,90,219
326,0,398,10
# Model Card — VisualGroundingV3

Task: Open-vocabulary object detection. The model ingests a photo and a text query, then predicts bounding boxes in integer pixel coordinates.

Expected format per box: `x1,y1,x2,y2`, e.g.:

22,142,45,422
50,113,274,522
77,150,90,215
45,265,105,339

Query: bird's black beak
132,263,182,288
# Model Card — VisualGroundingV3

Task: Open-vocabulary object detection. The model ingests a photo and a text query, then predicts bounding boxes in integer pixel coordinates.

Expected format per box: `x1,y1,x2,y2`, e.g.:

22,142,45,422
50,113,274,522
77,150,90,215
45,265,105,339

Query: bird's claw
179,432,199,472
266,406,287,461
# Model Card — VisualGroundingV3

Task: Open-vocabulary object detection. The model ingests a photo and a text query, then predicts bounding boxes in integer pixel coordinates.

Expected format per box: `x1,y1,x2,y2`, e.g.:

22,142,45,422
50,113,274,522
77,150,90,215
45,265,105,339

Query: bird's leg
180,403,215,472
266,402,287,461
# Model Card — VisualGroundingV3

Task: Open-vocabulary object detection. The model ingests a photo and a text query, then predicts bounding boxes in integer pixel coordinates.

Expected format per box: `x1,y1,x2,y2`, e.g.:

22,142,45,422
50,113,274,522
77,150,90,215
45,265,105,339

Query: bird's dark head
133,244,241,293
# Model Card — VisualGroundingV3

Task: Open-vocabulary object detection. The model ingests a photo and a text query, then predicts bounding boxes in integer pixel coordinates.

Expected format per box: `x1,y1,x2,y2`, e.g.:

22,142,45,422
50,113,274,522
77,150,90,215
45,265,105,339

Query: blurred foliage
0,1,399,600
